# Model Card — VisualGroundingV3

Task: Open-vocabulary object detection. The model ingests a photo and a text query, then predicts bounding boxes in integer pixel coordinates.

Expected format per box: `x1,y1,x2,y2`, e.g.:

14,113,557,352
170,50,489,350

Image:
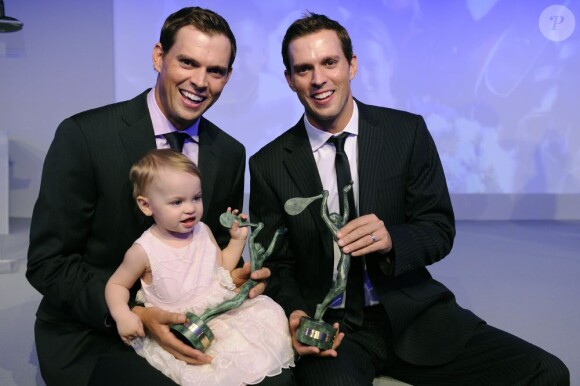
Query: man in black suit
26,7,292,386
249,12,569,385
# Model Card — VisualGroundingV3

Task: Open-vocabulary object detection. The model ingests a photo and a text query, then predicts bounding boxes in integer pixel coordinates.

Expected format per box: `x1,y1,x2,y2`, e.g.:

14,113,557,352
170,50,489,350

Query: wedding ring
370,233,377,243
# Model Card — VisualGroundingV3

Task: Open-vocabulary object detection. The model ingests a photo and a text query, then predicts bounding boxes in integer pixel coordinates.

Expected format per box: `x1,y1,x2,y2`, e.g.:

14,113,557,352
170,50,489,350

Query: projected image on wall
114,0,579,195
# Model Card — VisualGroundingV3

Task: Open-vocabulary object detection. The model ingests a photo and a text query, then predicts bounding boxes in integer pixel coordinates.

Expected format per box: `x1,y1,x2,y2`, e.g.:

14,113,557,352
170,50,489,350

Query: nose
190,68,208,89
184,201,196,214
311,66,326,87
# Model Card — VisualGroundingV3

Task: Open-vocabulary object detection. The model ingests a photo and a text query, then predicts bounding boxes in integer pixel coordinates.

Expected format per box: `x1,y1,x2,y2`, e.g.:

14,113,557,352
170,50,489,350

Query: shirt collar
147,88,200,140
304,99,359,152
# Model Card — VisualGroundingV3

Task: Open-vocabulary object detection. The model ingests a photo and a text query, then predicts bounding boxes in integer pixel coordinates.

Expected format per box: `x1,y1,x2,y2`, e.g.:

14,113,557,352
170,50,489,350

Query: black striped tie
328,132,364,330
163,131,190,152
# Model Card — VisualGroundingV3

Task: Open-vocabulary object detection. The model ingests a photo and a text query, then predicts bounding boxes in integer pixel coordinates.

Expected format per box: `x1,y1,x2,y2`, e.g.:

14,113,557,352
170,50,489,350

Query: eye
179,57,201,69
208,66,228,78
193,194,202,202
180,59,193,67
295,66,310,75
170,200,182,206
324,59,337,67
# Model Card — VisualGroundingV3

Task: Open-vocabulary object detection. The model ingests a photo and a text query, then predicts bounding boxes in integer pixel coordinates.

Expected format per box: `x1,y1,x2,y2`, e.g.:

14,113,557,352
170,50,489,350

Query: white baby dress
131,223,294,385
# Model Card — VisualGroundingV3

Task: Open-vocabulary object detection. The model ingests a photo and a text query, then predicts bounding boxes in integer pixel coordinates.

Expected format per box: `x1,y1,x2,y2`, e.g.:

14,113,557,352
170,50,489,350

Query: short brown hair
282,12,353,74
159,7,237,69
130,149,201,200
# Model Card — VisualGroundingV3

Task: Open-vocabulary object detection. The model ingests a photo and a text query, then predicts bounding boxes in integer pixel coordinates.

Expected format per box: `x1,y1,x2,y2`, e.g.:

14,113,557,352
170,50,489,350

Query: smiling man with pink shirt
27,7,294,386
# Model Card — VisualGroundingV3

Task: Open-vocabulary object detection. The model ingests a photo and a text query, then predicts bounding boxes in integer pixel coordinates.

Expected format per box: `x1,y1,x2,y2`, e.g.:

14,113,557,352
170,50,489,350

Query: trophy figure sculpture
284,183,353,350
170,213,286,351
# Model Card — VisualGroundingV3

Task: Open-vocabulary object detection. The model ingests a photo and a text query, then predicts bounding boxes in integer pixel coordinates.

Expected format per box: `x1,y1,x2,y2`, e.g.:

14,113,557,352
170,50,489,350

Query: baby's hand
227,207,248,241
116,311,145,346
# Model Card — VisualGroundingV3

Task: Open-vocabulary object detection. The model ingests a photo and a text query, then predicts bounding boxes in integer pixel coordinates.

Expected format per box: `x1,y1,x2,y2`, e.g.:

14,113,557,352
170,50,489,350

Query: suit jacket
249,100,482,366
26,90,245,385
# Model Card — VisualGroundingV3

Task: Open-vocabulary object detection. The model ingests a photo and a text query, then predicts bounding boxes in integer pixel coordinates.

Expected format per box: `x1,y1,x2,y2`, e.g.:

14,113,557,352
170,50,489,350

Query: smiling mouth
181,90,206,103
312,90,334,101
181,217,195,225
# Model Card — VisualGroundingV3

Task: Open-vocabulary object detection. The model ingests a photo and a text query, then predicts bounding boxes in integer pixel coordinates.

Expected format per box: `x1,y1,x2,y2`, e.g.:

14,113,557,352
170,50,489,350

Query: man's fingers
137,306,186,327
318,349,338,358
159,311,187,325
336,214,391,255
231,263,250,287
289,311,308,330
332,331,344,350
249,281,266,298
294,343,320,356
336,215,372,237
158,328,214,364
287,310,344,358
135,306,213,364
248,267,270,298
250,266,270,281
165,345,213,365
171,312,187,325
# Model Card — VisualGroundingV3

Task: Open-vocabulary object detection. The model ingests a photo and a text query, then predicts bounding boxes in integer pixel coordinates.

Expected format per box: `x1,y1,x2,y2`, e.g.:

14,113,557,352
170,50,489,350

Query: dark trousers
88,343,295,386
294,306,569,386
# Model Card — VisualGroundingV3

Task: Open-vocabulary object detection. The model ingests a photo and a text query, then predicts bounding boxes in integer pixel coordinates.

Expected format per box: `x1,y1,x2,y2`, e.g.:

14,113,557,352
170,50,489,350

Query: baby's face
139,168,203,236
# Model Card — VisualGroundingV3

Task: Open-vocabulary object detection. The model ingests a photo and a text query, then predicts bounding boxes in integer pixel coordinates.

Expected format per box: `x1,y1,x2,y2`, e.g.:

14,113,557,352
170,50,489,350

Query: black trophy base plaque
170,312,214,352
296,316,337,350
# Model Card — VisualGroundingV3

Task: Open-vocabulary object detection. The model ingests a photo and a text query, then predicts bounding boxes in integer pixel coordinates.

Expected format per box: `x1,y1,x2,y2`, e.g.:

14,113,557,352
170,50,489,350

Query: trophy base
296,316,337,350
170,312,214,352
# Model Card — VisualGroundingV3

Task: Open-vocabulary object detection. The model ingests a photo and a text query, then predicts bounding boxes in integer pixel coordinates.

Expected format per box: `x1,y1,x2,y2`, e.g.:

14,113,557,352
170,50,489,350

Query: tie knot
328,132,349,153
163,131,190,152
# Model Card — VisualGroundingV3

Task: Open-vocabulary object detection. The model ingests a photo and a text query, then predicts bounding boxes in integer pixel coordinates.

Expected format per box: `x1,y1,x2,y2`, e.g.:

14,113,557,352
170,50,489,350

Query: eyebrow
207,64,229,75
176,54,228,73
292,54,341,70
322,54,341,63
292,62,312,72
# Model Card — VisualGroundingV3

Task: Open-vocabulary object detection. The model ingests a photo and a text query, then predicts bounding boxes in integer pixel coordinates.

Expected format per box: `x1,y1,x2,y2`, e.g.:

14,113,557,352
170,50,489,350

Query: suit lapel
198,117,219,214
118,91,157,167
357,102,383,216
283,123,323,199
283,121,333,258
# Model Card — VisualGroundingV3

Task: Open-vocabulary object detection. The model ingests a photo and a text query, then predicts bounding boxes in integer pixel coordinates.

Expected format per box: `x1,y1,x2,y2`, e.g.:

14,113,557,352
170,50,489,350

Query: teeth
182,90,204,102
313,90,333,100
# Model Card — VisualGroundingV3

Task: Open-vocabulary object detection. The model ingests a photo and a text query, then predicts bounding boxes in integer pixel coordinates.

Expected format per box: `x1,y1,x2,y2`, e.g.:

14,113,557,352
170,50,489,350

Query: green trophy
170,213,286,352
284,183,353,350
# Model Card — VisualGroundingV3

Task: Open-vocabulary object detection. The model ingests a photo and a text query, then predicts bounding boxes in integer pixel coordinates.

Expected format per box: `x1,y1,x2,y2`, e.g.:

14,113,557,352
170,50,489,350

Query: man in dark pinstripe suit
26,7,294,386
249,12,568,385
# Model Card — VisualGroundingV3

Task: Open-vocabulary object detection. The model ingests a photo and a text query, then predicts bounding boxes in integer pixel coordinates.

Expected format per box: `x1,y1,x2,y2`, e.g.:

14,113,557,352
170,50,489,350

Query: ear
349,54,358,81
284,69,296,92
136,196,153,217
152,43,164,73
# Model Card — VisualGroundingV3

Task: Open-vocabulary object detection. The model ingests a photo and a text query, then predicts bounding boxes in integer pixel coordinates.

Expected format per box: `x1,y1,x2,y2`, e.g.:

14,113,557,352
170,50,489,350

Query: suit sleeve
249,156,309,316
385,115,456,277
26,117,110,331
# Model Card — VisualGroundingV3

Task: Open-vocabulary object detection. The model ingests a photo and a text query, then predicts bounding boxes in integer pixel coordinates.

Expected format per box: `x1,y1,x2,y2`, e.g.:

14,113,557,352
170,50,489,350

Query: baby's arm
105,244,148,345
211,208,248,272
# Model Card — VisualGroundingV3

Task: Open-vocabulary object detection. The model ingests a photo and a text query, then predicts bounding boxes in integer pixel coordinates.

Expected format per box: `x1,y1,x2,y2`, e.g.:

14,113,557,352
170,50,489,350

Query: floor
1,218,579,385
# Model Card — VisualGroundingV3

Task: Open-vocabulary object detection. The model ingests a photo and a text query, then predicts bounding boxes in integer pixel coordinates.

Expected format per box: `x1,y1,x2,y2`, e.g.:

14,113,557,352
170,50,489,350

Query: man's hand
133,306,212,365
336,214,392,256
231,261,271,298
289,310,344,358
